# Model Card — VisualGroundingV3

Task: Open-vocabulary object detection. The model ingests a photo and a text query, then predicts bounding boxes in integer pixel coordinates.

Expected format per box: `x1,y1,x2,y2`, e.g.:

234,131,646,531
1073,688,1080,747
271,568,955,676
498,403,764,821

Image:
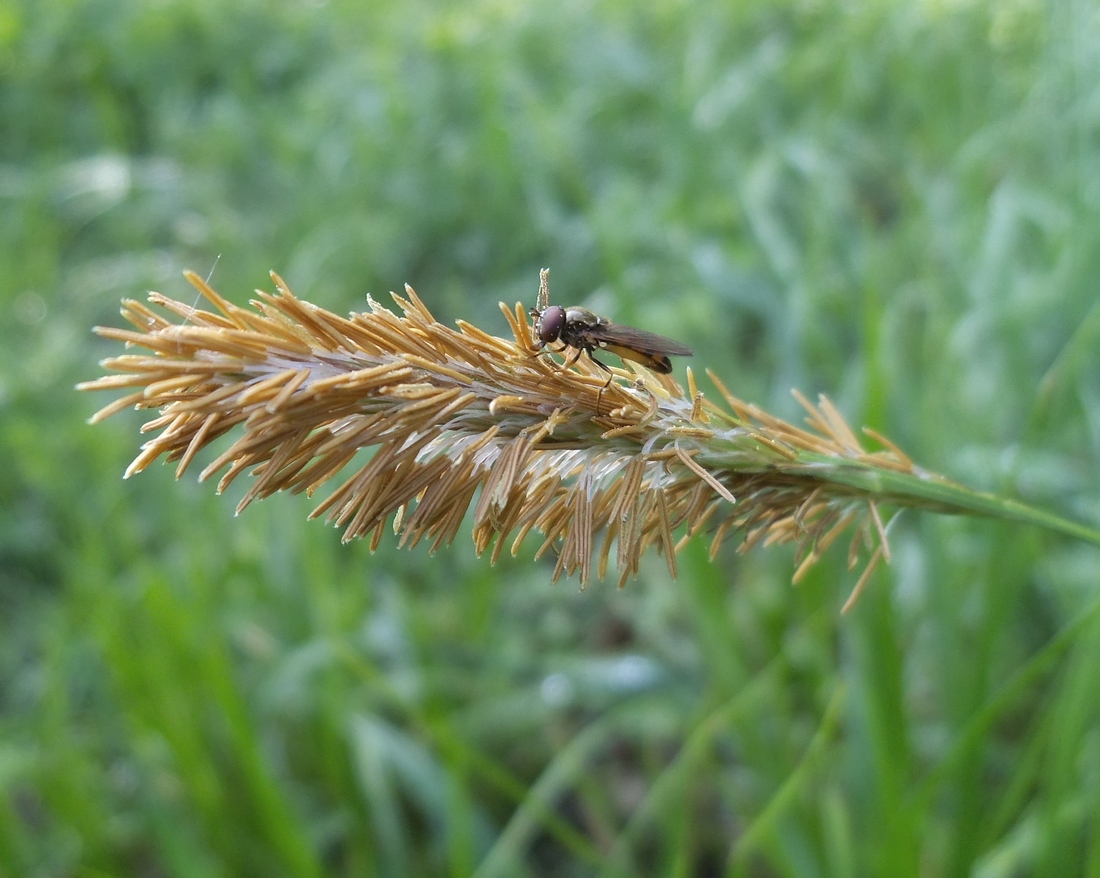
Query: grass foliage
3,0,1100,875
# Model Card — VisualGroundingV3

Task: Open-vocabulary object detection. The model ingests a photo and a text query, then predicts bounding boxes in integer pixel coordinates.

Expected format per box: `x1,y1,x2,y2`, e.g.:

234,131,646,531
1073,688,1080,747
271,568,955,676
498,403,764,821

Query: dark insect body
530,305,693,376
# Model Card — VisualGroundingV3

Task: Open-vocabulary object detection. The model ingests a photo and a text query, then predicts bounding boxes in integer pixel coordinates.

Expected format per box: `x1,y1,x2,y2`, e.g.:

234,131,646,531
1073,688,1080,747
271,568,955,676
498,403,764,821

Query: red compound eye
536,305,565,344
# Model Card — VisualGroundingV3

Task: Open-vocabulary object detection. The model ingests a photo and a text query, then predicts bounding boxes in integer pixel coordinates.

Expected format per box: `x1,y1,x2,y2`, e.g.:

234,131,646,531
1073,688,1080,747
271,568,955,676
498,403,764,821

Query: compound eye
537,305,566,344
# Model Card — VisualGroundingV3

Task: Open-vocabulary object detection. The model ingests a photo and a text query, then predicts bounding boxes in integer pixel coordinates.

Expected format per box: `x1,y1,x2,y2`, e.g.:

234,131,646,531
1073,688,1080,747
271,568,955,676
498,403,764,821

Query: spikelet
80,270,945,608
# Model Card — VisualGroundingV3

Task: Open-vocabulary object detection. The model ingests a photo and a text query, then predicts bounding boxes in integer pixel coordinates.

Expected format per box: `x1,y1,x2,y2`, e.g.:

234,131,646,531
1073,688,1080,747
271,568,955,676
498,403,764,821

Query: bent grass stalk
79,271,1100,611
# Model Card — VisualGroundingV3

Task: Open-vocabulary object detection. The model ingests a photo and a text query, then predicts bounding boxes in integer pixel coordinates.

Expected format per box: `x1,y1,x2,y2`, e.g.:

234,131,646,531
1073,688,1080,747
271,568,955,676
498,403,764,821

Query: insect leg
528,340,561,362
586,352,616,416
560,347,583,370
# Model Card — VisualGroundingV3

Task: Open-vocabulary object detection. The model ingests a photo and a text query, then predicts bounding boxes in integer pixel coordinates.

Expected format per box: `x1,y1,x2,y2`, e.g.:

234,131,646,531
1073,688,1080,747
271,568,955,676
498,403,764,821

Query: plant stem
791,456,1100,547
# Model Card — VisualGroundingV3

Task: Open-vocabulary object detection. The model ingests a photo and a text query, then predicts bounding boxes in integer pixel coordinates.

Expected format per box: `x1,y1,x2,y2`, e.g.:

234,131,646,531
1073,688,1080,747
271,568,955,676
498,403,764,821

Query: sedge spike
79,270,1100,610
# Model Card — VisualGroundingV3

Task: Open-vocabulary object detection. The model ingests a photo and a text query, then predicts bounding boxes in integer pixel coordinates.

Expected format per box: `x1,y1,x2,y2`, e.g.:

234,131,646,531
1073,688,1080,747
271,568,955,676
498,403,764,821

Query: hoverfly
529,269,693,407
532,303,694,374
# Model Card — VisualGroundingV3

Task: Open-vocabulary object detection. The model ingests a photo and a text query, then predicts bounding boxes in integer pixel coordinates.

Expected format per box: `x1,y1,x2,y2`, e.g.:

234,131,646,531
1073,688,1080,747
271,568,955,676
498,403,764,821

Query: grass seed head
81,270,921,606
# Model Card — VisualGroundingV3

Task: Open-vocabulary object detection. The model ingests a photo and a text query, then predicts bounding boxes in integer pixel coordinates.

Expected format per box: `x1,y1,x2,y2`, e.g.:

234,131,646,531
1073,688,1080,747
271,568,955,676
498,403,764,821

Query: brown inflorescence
81,270,916,607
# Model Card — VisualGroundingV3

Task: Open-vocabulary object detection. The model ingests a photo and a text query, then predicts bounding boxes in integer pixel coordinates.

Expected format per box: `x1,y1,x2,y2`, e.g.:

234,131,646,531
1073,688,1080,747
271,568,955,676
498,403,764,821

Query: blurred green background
3,0,1100,875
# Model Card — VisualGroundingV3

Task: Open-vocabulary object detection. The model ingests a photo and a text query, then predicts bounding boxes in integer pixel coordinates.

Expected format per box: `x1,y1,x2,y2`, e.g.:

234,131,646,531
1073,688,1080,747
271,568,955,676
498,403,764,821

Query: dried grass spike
81,269,1084,610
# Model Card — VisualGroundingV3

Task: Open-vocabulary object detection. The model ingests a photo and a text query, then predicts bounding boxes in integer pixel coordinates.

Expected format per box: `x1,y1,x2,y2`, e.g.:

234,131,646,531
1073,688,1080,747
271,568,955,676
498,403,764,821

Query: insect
529,269,693,409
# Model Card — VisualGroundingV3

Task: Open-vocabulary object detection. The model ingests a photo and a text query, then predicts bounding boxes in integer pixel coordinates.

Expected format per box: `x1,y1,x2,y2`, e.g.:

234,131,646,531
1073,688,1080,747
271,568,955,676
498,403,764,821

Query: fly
529,269,693,376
